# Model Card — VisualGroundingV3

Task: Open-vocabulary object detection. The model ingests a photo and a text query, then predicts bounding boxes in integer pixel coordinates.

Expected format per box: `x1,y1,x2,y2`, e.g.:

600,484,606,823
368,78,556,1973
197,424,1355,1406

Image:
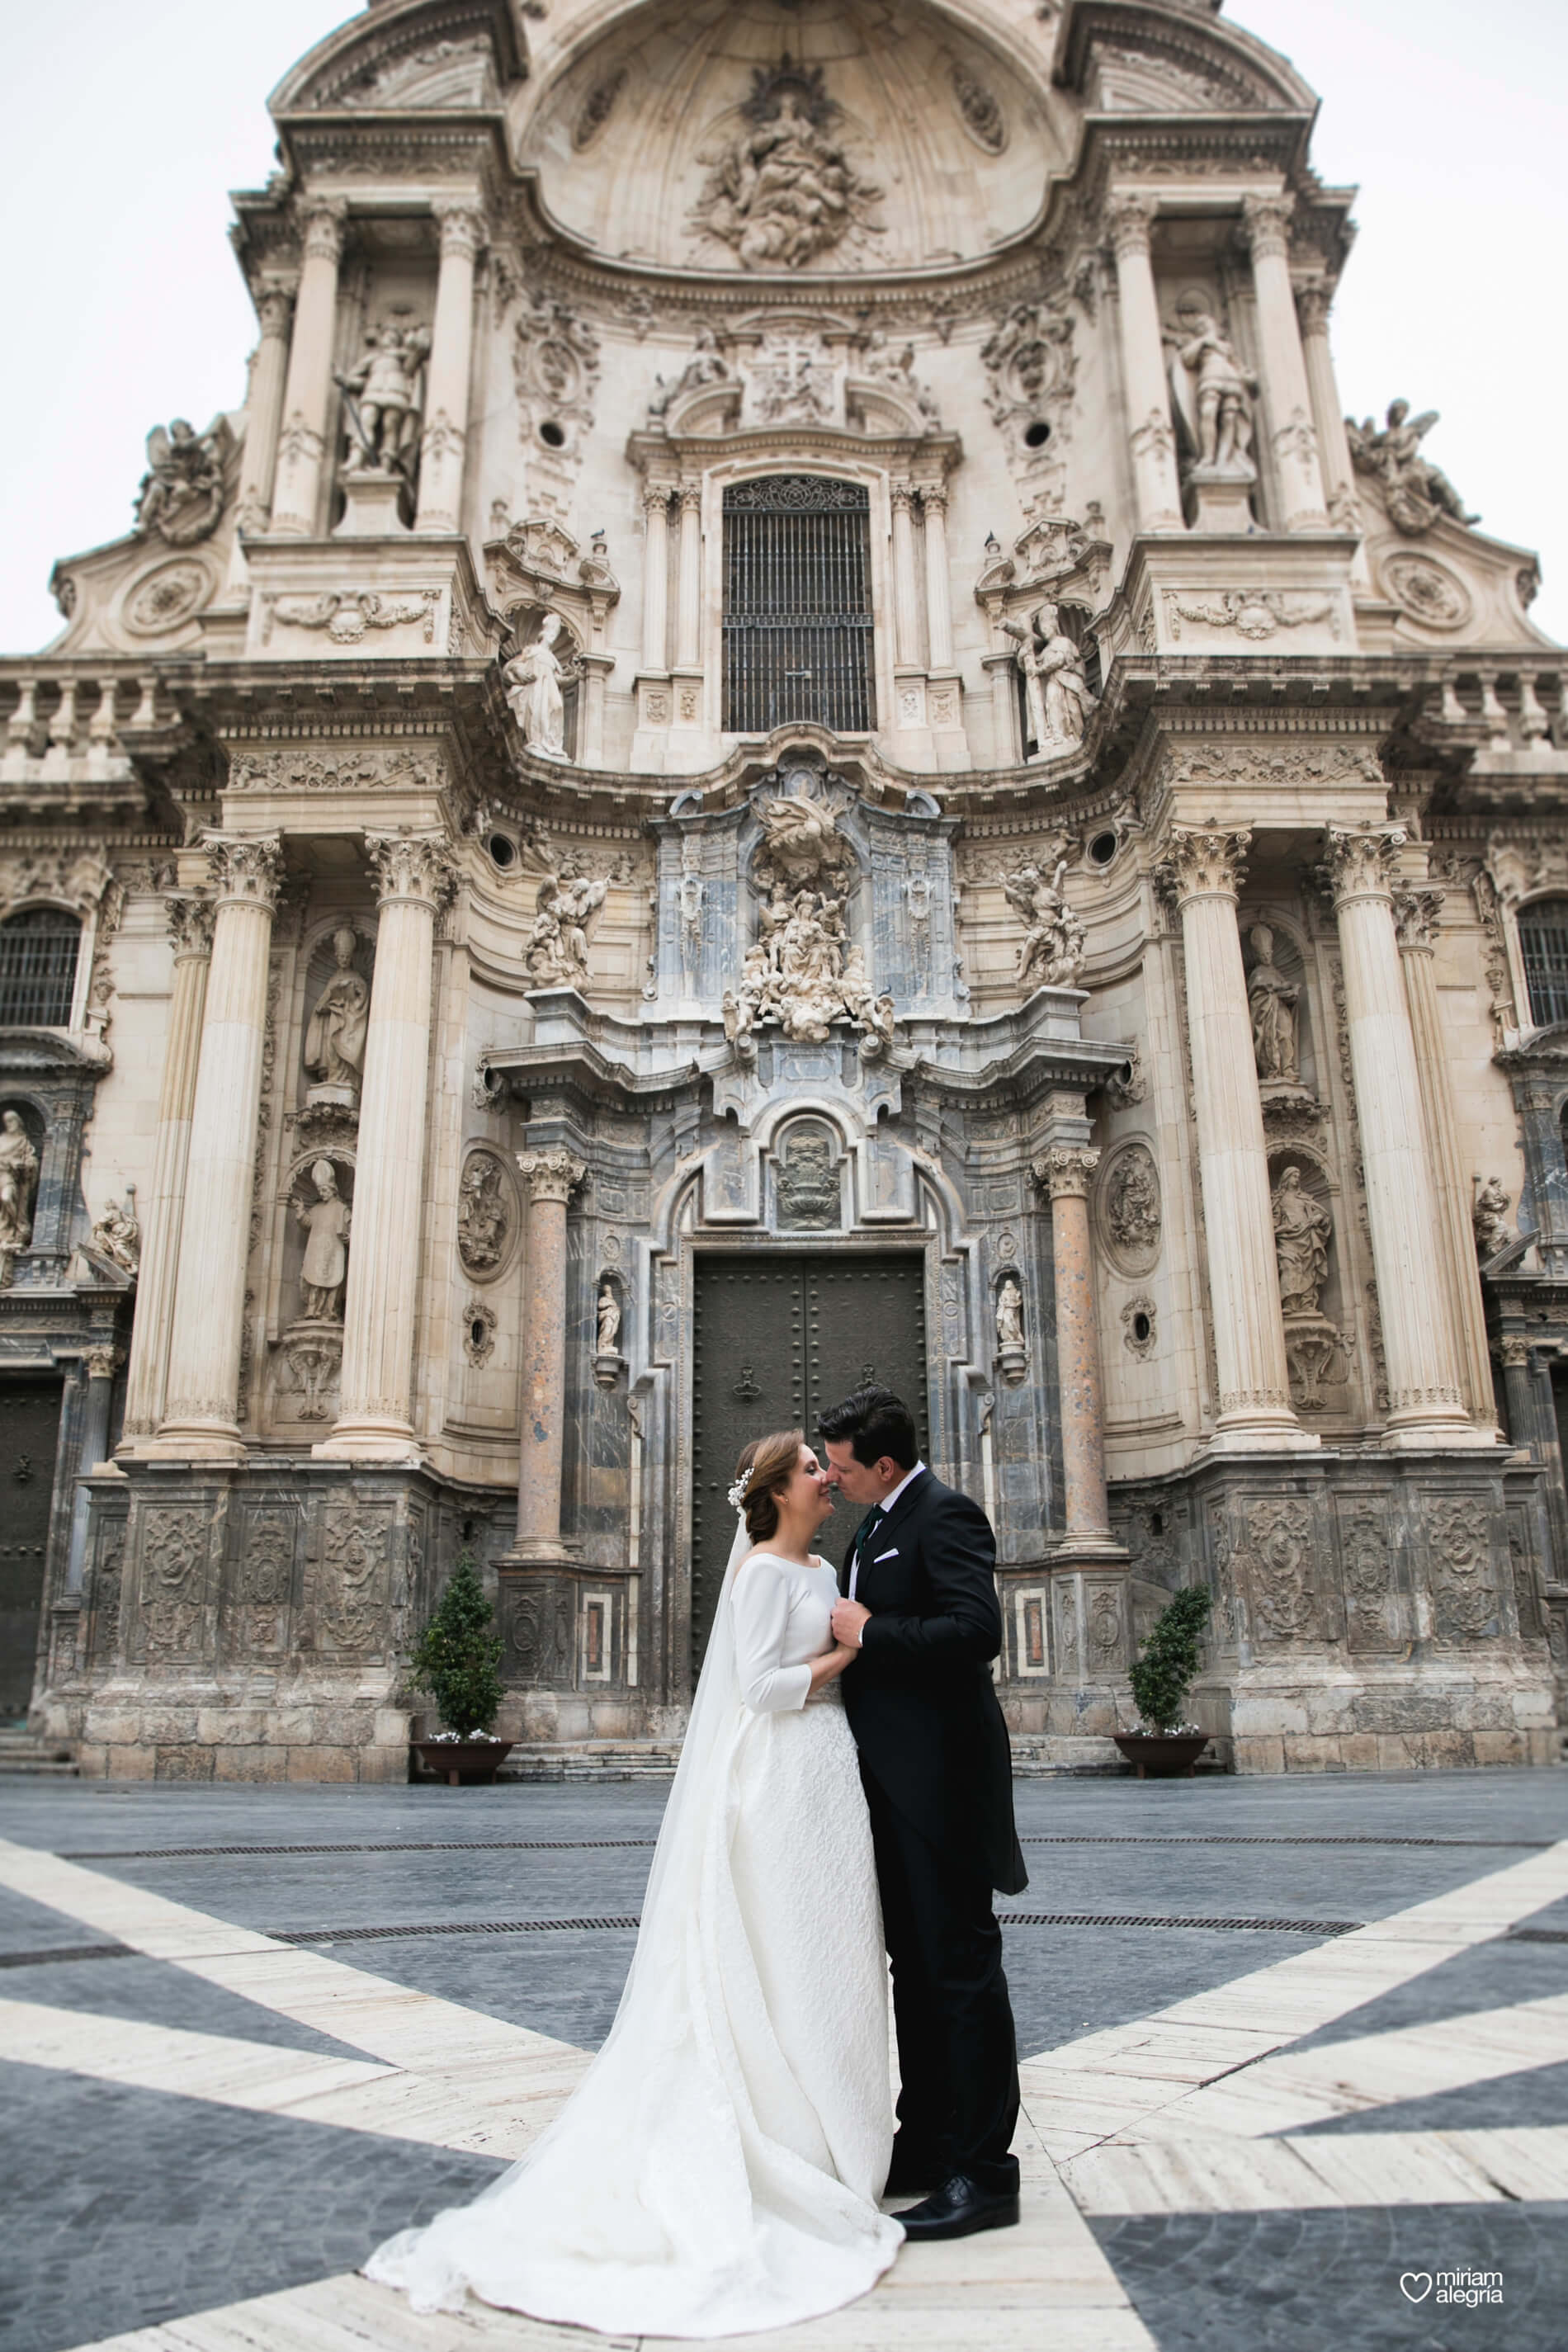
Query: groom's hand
831,1598,871,1648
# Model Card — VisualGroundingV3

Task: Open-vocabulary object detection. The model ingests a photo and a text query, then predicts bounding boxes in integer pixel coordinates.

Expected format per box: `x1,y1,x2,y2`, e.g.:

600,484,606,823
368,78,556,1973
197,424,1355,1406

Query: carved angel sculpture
1004,858,1087,991
135,418,229,545
1344,400,1477,534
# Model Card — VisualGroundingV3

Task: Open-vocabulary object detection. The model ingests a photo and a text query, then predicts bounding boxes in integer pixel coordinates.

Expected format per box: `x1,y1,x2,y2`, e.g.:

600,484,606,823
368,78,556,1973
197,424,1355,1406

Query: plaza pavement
0,1767,1563,2352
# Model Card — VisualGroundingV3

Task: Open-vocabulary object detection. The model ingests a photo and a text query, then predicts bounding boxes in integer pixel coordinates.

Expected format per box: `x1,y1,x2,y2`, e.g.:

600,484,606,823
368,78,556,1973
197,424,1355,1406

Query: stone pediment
1056,4,1315,117
272,0,526,116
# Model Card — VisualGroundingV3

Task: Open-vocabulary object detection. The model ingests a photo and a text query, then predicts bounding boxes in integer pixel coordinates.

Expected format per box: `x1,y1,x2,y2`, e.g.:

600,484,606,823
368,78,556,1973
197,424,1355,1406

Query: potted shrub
409,1553,512,1786
1114,1585,1212,1778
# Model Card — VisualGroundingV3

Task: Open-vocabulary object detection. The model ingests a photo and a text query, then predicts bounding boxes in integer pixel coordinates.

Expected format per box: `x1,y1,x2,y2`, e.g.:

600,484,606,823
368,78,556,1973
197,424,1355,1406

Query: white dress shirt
848,1460,927,1603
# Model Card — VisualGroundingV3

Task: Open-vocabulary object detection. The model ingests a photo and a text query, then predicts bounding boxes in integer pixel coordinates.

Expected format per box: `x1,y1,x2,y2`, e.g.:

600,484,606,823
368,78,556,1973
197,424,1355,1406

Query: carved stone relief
1240,1496,1317,1644
1098,1142,1160,1276
690,64,884,272
136,1507,210,1664
316,1505,391,1655
1424,1496,1497,1641
135,418,230,546
776,1125,841,1230
457,1149,517,1282
1337,1496,1399,1654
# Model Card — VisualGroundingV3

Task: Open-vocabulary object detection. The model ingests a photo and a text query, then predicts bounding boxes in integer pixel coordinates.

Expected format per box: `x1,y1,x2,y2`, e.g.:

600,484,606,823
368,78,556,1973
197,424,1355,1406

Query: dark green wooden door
691,1254,928,1674
0,1381,61,1718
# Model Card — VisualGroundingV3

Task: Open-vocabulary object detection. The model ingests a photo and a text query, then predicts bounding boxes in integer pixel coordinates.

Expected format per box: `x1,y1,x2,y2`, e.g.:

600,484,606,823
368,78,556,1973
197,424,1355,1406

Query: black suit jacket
838,1469,1027,1896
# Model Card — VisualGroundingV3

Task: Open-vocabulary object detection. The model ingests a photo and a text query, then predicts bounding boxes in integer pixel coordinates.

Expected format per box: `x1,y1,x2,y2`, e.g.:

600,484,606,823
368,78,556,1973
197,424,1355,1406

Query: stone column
1033,1146,1120,1553
674,481,703,672
1394,884,1499,1429
64,1347,119,1596
1295,283,1359,532
1240,193,1329,532
890,479,923,669
1107,193,1185,534
1165,826,1312,1449
921,482,955,672
508,1148,587,1560
1325,826,1476,1445
120,895,214,1445
234,286,295,537
269,197,347,537
318,832,456,1462
151,835,283,1460
415,201,484,535
640,483,671,673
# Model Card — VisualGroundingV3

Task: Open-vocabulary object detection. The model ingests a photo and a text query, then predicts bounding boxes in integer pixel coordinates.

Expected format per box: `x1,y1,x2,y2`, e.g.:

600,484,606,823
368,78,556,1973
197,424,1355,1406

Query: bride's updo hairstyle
734,1429,807,1542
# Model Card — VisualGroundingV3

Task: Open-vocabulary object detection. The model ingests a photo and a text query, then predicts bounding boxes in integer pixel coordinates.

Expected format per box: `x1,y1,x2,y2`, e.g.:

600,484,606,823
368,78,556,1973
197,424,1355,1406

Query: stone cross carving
295,1159,352,1320
1345,401,1477,534
1002,604,1097,758
1271,1166,1332,1317
0,1110,39,1287
304,925,370,1098
1003,859,1086,990
1246,925,1301,1084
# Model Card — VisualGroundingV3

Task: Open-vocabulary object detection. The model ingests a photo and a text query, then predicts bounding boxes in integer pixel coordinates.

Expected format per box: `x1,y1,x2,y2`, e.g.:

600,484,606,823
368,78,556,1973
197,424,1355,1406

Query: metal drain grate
276,1915,643,1943
1019,1834,1550,1850
1000,1910,1362,1934
1507,1926,1568,1944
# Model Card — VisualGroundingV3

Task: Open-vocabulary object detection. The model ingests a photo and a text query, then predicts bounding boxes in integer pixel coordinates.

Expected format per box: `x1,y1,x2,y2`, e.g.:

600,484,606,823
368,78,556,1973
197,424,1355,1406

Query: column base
499,1538,582,1568
1048,1537,1131,1570
1209,1412,1321,1454
1381,1414,1507,1452
313,1419,421,1465
141,1419,247,1465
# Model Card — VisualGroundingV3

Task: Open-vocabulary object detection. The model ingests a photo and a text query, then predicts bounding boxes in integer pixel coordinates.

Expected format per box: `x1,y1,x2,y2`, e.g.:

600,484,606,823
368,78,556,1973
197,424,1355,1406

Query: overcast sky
2,0,1564,650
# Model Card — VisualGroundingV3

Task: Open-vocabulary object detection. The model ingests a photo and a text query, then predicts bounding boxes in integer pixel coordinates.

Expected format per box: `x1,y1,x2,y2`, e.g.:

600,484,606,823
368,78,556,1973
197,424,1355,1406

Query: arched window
722,477,876,734
1518,899,1568,1027
0,907,81,1027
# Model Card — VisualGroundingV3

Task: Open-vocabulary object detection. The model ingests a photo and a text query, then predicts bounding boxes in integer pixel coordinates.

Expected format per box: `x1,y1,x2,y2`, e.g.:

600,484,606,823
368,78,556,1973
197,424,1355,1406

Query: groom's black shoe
895,2175,1020,2241
882,2143,942,2198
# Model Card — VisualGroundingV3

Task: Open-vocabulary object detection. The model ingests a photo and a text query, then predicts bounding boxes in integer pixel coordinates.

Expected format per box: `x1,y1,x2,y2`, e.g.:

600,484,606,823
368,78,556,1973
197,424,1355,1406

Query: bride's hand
806,1641,860,1693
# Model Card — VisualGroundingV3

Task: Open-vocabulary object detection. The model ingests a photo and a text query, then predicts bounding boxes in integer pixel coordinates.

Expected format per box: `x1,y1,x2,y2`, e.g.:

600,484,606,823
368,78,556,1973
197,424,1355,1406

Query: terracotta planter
411,1737,514,1787
1113,1731,1209,1779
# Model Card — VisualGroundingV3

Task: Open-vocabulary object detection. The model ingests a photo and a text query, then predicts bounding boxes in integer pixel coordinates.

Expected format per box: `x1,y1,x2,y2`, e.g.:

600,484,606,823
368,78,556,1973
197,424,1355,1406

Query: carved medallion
1380,552,1473,631
457,1148,517,1282
776,1126,840,1230
1098,1141,1161,1276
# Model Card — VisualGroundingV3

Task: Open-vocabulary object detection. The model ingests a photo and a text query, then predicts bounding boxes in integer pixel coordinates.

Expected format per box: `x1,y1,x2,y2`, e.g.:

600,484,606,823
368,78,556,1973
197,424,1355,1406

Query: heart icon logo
1400,2273,1433,2303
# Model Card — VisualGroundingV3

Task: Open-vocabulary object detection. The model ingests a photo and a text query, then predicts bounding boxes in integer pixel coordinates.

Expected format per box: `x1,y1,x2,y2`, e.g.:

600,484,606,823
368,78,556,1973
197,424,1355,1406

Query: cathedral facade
3,0,1563,1779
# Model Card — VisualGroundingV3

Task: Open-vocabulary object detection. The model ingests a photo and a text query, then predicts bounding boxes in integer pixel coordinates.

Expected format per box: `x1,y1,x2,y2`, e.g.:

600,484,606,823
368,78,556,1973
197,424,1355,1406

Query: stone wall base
64,1681,413,1783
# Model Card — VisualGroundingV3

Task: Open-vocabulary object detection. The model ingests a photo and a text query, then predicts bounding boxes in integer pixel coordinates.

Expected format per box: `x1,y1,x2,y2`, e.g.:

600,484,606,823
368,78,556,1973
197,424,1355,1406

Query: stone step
498,1740,682,1783
0,1729,78,1777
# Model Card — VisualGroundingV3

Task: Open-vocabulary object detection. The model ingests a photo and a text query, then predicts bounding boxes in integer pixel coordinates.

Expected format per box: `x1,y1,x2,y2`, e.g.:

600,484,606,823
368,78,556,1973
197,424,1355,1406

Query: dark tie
852,1505,885,1580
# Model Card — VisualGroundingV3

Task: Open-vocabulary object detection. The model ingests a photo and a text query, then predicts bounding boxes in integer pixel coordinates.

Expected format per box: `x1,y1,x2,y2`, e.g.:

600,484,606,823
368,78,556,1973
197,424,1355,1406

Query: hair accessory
725,1466,753,1513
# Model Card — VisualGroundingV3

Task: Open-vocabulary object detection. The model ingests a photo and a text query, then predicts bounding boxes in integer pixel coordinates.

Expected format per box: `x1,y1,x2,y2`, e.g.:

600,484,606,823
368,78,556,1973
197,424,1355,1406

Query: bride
364,1430,904,2337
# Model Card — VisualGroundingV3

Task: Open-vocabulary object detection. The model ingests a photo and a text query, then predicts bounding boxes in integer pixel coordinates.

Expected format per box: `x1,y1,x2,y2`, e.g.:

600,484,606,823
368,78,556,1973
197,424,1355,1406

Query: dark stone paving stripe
57,1830,1551,1861
1510,1927,1568,1943
0,1942,132,1967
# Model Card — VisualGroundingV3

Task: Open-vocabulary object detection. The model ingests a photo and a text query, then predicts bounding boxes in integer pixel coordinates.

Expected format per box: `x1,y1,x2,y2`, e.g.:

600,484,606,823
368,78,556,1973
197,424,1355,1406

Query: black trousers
862,1765,1021,2196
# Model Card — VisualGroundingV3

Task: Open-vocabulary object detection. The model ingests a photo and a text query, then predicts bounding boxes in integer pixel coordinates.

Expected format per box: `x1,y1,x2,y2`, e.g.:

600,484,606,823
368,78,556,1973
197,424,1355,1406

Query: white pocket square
873,1547,900,1562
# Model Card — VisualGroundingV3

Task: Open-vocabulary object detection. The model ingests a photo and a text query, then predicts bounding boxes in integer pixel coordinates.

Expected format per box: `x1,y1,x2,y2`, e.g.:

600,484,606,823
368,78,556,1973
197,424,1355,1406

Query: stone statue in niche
295,1159,352,1320
597,1281,621,1355
1003,605,1097,758
1246,926,1301,1085
1004,859,1087,991
995,1273,1027,1386
456,1153,510,1276
1271,1166,1332,1317
1166,300,1257,479
1345,401,1478,535
0,1110,39,1287
89,1189,140,1278
692,64,882,272
648,328,730,420
526,866,608,989
1473,1175,1514,1262
135,418,229,545
502,615,570,760
304,926,370,1101
335,319,430,474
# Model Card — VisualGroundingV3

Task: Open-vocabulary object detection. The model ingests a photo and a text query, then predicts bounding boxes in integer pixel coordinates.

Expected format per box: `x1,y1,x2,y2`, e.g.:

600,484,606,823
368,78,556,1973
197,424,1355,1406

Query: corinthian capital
295,196,348,264
516,1147,588,1205
1391,882,1445,952
253,281,297,339
205,833,284,912
1159,824,1252,906
1324,824,1404,908
164,892,215,961
432,199,487,261
1104,191,1158,259
365,830,458,910
1240,191,1295,262
1032,1146,1100,1201
1295,281,1334,338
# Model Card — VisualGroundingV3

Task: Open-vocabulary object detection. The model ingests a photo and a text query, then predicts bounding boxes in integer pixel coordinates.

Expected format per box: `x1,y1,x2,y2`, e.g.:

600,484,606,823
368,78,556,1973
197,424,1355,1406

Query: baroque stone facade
2,0,1561,1777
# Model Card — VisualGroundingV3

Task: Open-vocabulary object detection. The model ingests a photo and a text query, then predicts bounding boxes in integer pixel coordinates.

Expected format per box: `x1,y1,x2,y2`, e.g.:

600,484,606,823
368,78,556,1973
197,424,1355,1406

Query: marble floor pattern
0,1773,1563,2352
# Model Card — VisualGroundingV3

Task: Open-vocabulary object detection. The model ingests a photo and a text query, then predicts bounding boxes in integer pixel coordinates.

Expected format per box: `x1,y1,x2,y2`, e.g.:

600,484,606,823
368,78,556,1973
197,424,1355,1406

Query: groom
819,1384,1027,2241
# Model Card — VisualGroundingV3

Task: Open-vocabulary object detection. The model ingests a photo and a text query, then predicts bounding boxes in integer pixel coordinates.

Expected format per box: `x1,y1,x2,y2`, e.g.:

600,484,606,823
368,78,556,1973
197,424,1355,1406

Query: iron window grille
0,908,81,1027
722,476,876,735
1518,899,1568,1027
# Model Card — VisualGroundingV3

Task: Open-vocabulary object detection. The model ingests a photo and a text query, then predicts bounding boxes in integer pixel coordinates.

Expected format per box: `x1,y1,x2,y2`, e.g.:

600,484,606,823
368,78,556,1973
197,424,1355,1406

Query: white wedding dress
364,1533,901,2339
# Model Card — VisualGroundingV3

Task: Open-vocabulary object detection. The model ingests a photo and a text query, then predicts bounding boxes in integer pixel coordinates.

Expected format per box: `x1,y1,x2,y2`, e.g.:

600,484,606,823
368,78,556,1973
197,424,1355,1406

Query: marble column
640,484,671,673
1106,192,1185,534
1166,826,1313,1449
120,895,214,1445
890,480,922,670
1394,883,1499,1430
151,835,283,1460
508,1148,587,1560
64,1347,119,1597
1295,283,1360,533
318,832,456,1462
921,482,956,672
1034,1146,1120,1553
674,481,703,673
415,201,484,535
1325,826,1477,1445
269,197,347,537
234,286,295,538
1240,193,1330,532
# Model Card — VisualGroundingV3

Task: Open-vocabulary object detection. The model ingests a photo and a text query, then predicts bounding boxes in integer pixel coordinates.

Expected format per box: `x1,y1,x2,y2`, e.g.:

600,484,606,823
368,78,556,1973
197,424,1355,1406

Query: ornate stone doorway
0,1380,61,1717
690,1253,928,1670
